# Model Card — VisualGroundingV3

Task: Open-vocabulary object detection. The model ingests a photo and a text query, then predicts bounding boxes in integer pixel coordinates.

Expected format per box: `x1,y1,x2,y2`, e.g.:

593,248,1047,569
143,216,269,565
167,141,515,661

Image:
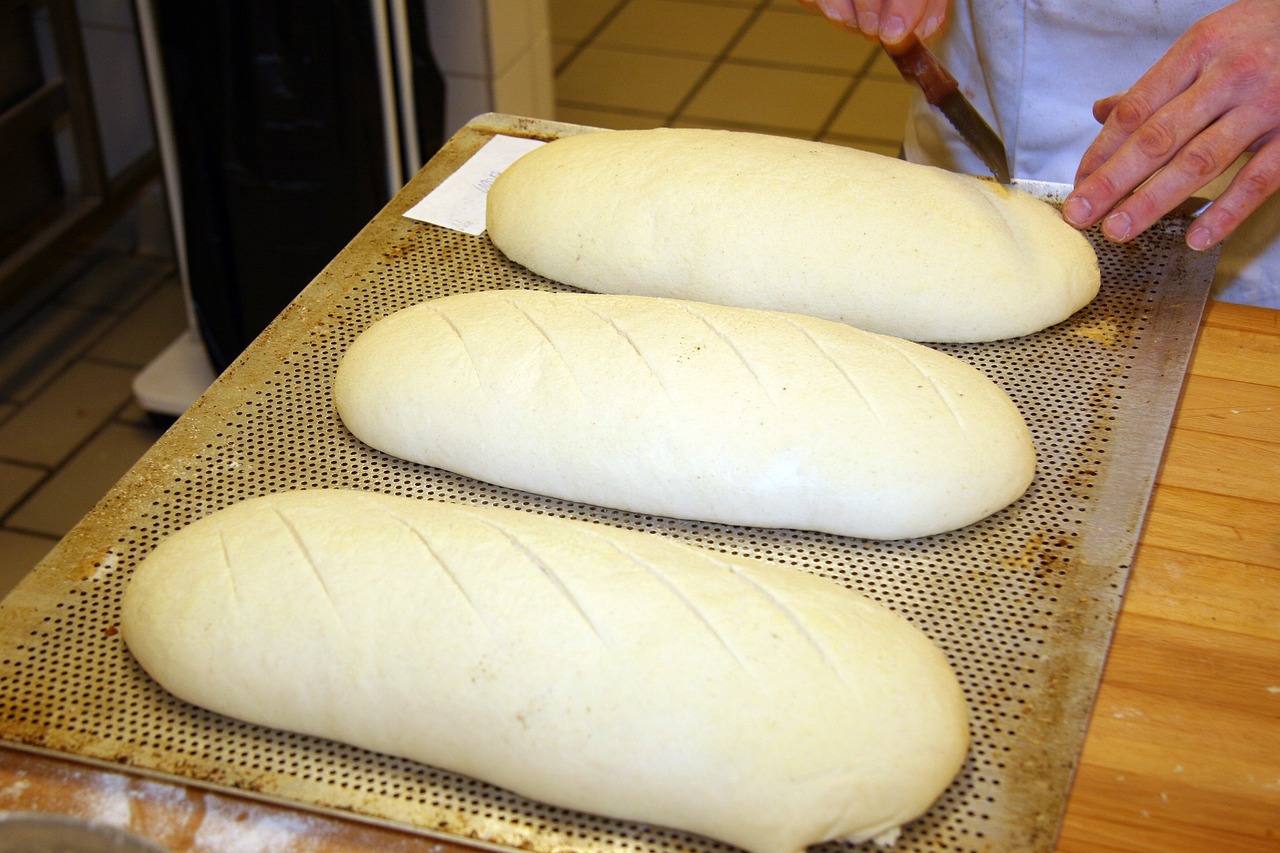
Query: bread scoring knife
884,35,1011,184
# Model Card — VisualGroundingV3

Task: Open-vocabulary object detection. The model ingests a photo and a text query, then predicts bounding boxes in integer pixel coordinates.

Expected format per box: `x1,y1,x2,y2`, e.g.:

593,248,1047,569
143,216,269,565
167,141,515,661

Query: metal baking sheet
0,113,1218,852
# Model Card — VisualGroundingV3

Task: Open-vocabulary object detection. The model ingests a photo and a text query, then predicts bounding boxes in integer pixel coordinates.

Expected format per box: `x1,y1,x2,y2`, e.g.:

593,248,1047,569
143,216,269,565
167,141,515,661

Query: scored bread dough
121,489,971,852
485,127,1101,343
333,289,1037,540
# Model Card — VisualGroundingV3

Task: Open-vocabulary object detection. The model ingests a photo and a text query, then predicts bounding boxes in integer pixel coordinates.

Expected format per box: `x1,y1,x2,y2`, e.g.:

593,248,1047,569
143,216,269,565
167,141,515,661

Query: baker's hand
796,0,949,44
1063,0,1280,251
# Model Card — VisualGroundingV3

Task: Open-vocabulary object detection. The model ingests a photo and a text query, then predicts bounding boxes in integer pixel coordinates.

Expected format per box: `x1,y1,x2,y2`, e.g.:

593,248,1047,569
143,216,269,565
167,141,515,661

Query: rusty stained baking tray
0,113,1218,852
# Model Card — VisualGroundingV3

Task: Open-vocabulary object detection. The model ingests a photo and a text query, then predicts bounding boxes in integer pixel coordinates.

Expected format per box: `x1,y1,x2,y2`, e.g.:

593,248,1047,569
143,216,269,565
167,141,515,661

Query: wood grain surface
2,300,1276,852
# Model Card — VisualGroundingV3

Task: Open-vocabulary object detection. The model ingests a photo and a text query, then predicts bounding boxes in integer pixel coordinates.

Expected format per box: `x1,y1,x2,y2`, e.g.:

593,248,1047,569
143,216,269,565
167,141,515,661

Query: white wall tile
442,73,493,137
425,0,489,76
428,0,554,131
486,0,539,75
492,36,555,120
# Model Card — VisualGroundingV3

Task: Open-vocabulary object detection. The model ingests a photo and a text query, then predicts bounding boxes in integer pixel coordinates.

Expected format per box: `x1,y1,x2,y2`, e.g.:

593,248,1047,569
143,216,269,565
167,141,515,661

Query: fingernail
818,0,853,23
1063,195,1091,226
1103,211,1132,242
881,16,905,40
1187,225,1214,251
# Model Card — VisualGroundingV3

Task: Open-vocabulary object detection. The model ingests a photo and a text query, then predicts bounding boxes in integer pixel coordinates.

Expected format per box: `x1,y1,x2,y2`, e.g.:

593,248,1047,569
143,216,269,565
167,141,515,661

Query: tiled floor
0,0,910,598
550,0,911,154
0,243,184,595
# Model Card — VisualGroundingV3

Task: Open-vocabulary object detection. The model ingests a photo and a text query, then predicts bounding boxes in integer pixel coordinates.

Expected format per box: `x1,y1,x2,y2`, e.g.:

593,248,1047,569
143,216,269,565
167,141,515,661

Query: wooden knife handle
885,36,958,105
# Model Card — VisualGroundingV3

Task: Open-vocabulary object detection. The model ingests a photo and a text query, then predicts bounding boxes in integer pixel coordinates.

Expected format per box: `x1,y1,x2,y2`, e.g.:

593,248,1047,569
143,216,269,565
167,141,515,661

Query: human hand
1063,0,1280,251
796,0,949,45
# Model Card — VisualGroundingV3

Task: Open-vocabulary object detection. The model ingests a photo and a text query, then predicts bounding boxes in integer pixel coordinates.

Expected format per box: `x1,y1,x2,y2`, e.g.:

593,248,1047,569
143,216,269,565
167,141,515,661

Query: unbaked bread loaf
121,490,970,852
333,289,1036,540
485,127,1100,343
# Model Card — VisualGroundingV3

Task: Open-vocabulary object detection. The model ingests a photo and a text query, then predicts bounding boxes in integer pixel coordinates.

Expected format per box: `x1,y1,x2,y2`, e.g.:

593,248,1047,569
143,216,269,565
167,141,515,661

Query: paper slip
403,135,547,235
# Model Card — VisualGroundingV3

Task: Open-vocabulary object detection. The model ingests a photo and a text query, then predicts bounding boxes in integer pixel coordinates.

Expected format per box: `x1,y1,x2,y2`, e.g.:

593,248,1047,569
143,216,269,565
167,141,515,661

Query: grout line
0,391,164,538
707,54,869,76
558,38,870,79
555,100,667,122
663,0,773,126
553,0,634,76
814,46,887,140
1,524,61,544
0,260,176,407
0,251,174,537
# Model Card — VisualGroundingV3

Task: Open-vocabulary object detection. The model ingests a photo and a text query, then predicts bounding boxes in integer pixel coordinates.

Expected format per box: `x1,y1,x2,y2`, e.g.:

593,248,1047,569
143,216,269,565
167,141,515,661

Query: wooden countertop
1,299,1276,852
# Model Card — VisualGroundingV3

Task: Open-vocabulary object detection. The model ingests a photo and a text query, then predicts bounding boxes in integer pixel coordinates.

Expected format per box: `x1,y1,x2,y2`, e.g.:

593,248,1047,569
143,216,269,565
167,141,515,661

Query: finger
1064,82,1233,230
799,0,946,42
919,0,949,40
849,0,886,38
1092,92,1123,125
1073,41,1204,186
877,0,939,44
1076,81,1199,186
1087,105,1262,244
801,0,856,26
1186,135,1280,250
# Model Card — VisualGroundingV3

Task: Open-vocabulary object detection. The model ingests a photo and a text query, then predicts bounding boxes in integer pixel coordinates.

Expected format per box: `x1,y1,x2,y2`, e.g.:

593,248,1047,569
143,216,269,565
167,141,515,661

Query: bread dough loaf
485,127,1100,343
333,289,1036,540
121,490,970,852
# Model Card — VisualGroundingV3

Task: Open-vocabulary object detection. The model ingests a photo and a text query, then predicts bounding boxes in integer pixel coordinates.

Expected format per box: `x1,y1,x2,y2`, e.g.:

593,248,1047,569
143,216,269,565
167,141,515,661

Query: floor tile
867,48,905,80
549,0,626,47
57,252,173,313
730,6,875,72
679,61,851,134
0,303,116,405
7,421,163,538
828,76,914,142
552,39,577,69
594,0,755,59
114,399,156,428
0,461,45,517
0,529,56,600
0,360,137,468
557,46,711,116
86,276,187,368
18,248,99,306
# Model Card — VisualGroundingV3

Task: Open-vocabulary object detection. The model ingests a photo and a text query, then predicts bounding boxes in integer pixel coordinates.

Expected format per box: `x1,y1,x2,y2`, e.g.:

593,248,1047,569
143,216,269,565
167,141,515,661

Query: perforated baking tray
0,113,1217,852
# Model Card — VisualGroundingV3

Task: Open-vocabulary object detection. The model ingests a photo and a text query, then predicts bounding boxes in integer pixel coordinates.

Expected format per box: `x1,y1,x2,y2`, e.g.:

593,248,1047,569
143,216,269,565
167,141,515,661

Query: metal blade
937,91,1011,184
884,36,1011,183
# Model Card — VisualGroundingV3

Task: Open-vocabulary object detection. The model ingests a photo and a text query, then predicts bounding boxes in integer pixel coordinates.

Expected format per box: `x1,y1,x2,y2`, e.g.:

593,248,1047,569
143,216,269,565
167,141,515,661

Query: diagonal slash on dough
217,530,241,608
779,316,885,426
583,306,676,402
676,303,777,404
273,510,345,624
426,305,491,399
470,515,608,644
719,560,854,689
389,513,490,631
603,529,850,687
591,533,757,678
503,298,589,397
878,338,968,432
